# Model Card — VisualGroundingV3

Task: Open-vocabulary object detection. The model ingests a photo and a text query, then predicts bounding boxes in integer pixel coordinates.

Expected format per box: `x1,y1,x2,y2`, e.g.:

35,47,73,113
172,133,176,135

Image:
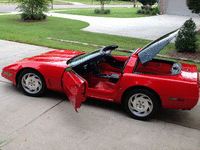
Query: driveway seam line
0,80,12,84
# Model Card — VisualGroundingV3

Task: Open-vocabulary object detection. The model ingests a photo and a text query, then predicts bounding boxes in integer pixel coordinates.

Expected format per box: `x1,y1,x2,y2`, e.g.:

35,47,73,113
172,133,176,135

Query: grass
55,7,150,18
0,0,139,5
0,14,150,51
0,0,17,3
0,14,199,71
64,0,137,5
53,0,73,5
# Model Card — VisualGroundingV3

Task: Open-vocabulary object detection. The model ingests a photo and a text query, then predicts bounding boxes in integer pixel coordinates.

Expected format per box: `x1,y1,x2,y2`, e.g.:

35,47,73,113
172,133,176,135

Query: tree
96,0,111,14
175,18,198,53
138,0,157,6
186,0,200,16
16,0,50,20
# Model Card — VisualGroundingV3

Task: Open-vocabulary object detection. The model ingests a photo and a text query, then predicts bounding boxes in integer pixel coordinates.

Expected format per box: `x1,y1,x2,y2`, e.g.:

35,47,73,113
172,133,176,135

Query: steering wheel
100,45,118,55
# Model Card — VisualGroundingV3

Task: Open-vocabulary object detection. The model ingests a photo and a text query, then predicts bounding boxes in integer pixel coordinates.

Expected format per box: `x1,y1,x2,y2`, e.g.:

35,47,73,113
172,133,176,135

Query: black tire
123,89,158,120
18,69,46,97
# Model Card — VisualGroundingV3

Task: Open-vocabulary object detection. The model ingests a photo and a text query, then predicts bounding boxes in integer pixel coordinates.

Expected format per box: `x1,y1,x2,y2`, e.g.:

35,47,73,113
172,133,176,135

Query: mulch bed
196,30,200,35
166,30,200,61
166,50,200,61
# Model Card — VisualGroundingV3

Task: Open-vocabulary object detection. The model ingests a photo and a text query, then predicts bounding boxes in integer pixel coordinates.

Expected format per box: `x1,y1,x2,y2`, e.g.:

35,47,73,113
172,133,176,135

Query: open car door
62,68,88,112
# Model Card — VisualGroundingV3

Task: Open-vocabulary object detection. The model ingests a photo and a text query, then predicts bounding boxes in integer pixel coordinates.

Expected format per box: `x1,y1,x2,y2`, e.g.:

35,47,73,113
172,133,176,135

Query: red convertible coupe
2,29,200,120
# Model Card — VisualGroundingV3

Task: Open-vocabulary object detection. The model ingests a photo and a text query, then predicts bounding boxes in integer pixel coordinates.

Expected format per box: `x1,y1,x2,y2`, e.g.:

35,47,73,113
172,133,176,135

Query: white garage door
165,0,199,16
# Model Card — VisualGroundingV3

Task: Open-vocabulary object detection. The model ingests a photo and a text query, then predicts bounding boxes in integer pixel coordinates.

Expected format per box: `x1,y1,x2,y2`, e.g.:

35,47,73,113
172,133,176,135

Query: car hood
18,50,84,63
137,29,179,66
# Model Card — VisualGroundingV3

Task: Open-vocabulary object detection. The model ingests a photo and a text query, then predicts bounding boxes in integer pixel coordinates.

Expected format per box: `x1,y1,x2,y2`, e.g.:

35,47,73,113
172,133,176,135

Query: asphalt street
0,3,200,150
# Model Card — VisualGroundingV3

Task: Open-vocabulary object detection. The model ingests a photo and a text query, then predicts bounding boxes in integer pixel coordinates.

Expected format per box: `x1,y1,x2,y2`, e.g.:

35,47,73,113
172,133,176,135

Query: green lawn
53,0,73,5
0,0,17,3
0,0,138,5
55,7,150,18
0,14,199,70
65,0,136,5
0,14,151,51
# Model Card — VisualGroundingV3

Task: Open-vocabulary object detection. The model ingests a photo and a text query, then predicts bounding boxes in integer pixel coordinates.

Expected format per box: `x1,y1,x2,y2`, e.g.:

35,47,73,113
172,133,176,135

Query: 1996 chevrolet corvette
2,29,200,120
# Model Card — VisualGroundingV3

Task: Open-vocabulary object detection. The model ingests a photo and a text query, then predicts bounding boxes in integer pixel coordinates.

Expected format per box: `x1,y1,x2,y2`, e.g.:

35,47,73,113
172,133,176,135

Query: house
159,0,199,16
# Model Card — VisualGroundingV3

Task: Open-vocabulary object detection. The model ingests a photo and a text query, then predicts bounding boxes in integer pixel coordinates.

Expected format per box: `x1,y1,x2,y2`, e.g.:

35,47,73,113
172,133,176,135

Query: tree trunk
101,3,104,14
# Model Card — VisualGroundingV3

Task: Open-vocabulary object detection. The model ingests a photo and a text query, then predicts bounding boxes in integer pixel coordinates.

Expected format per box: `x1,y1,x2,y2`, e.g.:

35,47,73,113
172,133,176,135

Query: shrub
94,8,110,14
186,0,200,16
137,9,142,14
152,7,160,14
145,4,151,10
96,0,111,14
141,9,146,14
141,6,145,10
104,9,110,14
35,12,45,20
16,0,50,21
146,9,151,14
94,8,101,14
138,0,157,6
175,18,198,53
151,11,156,15
20,12,46,20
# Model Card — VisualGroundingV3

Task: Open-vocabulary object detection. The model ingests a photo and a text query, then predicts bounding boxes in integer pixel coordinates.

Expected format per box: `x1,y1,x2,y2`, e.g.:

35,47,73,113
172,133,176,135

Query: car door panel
62,70,88,112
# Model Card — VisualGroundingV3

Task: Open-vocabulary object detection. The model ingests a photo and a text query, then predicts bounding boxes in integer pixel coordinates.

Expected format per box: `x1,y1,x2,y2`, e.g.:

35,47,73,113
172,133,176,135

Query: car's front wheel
18,69,46,97
124,89,158,120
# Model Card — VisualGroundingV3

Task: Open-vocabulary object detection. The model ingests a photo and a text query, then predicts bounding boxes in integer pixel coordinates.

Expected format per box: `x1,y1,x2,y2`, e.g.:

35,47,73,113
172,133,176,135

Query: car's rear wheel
124,89,158,120
18,69,46,97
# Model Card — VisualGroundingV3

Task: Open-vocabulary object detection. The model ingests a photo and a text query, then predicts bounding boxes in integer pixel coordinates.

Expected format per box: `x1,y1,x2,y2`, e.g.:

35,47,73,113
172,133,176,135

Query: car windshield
67,49,102,67
67,46,135,68
67,49,100,64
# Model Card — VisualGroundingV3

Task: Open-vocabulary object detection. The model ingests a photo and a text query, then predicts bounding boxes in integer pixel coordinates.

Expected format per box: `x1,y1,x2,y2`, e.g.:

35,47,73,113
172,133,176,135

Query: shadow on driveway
43,90,200,130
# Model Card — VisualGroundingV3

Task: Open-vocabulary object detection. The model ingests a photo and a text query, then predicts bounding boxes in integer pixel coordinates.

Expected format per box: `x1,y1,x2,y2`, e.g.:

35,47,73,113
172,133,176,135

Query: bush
94,8,110,14
175,18,198,53
141,6,145,10
104,9,111,14
151,11,156,15
146,9,151,14
186,0,200,16
16,0,50,21
152,7,160,14
94,8,101,14
138,0,157,6
137,9,142,13
141,9,146,14
145,4,151,10
20,12,46,20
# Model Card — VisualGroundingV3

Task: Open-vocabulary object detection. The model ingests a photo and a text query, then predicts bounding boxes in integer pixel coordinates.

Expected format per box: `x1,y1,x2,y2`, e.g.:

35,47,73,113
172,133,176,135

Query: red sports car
2,29,200,120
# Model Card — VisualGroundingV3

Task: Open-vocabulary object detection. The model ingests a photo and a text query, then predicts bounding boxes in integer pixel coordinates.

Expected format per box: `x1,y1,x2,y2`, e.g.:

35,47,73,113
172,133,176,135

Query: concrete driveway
0,3,200,149
0,40,200,149
48,12,200,40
